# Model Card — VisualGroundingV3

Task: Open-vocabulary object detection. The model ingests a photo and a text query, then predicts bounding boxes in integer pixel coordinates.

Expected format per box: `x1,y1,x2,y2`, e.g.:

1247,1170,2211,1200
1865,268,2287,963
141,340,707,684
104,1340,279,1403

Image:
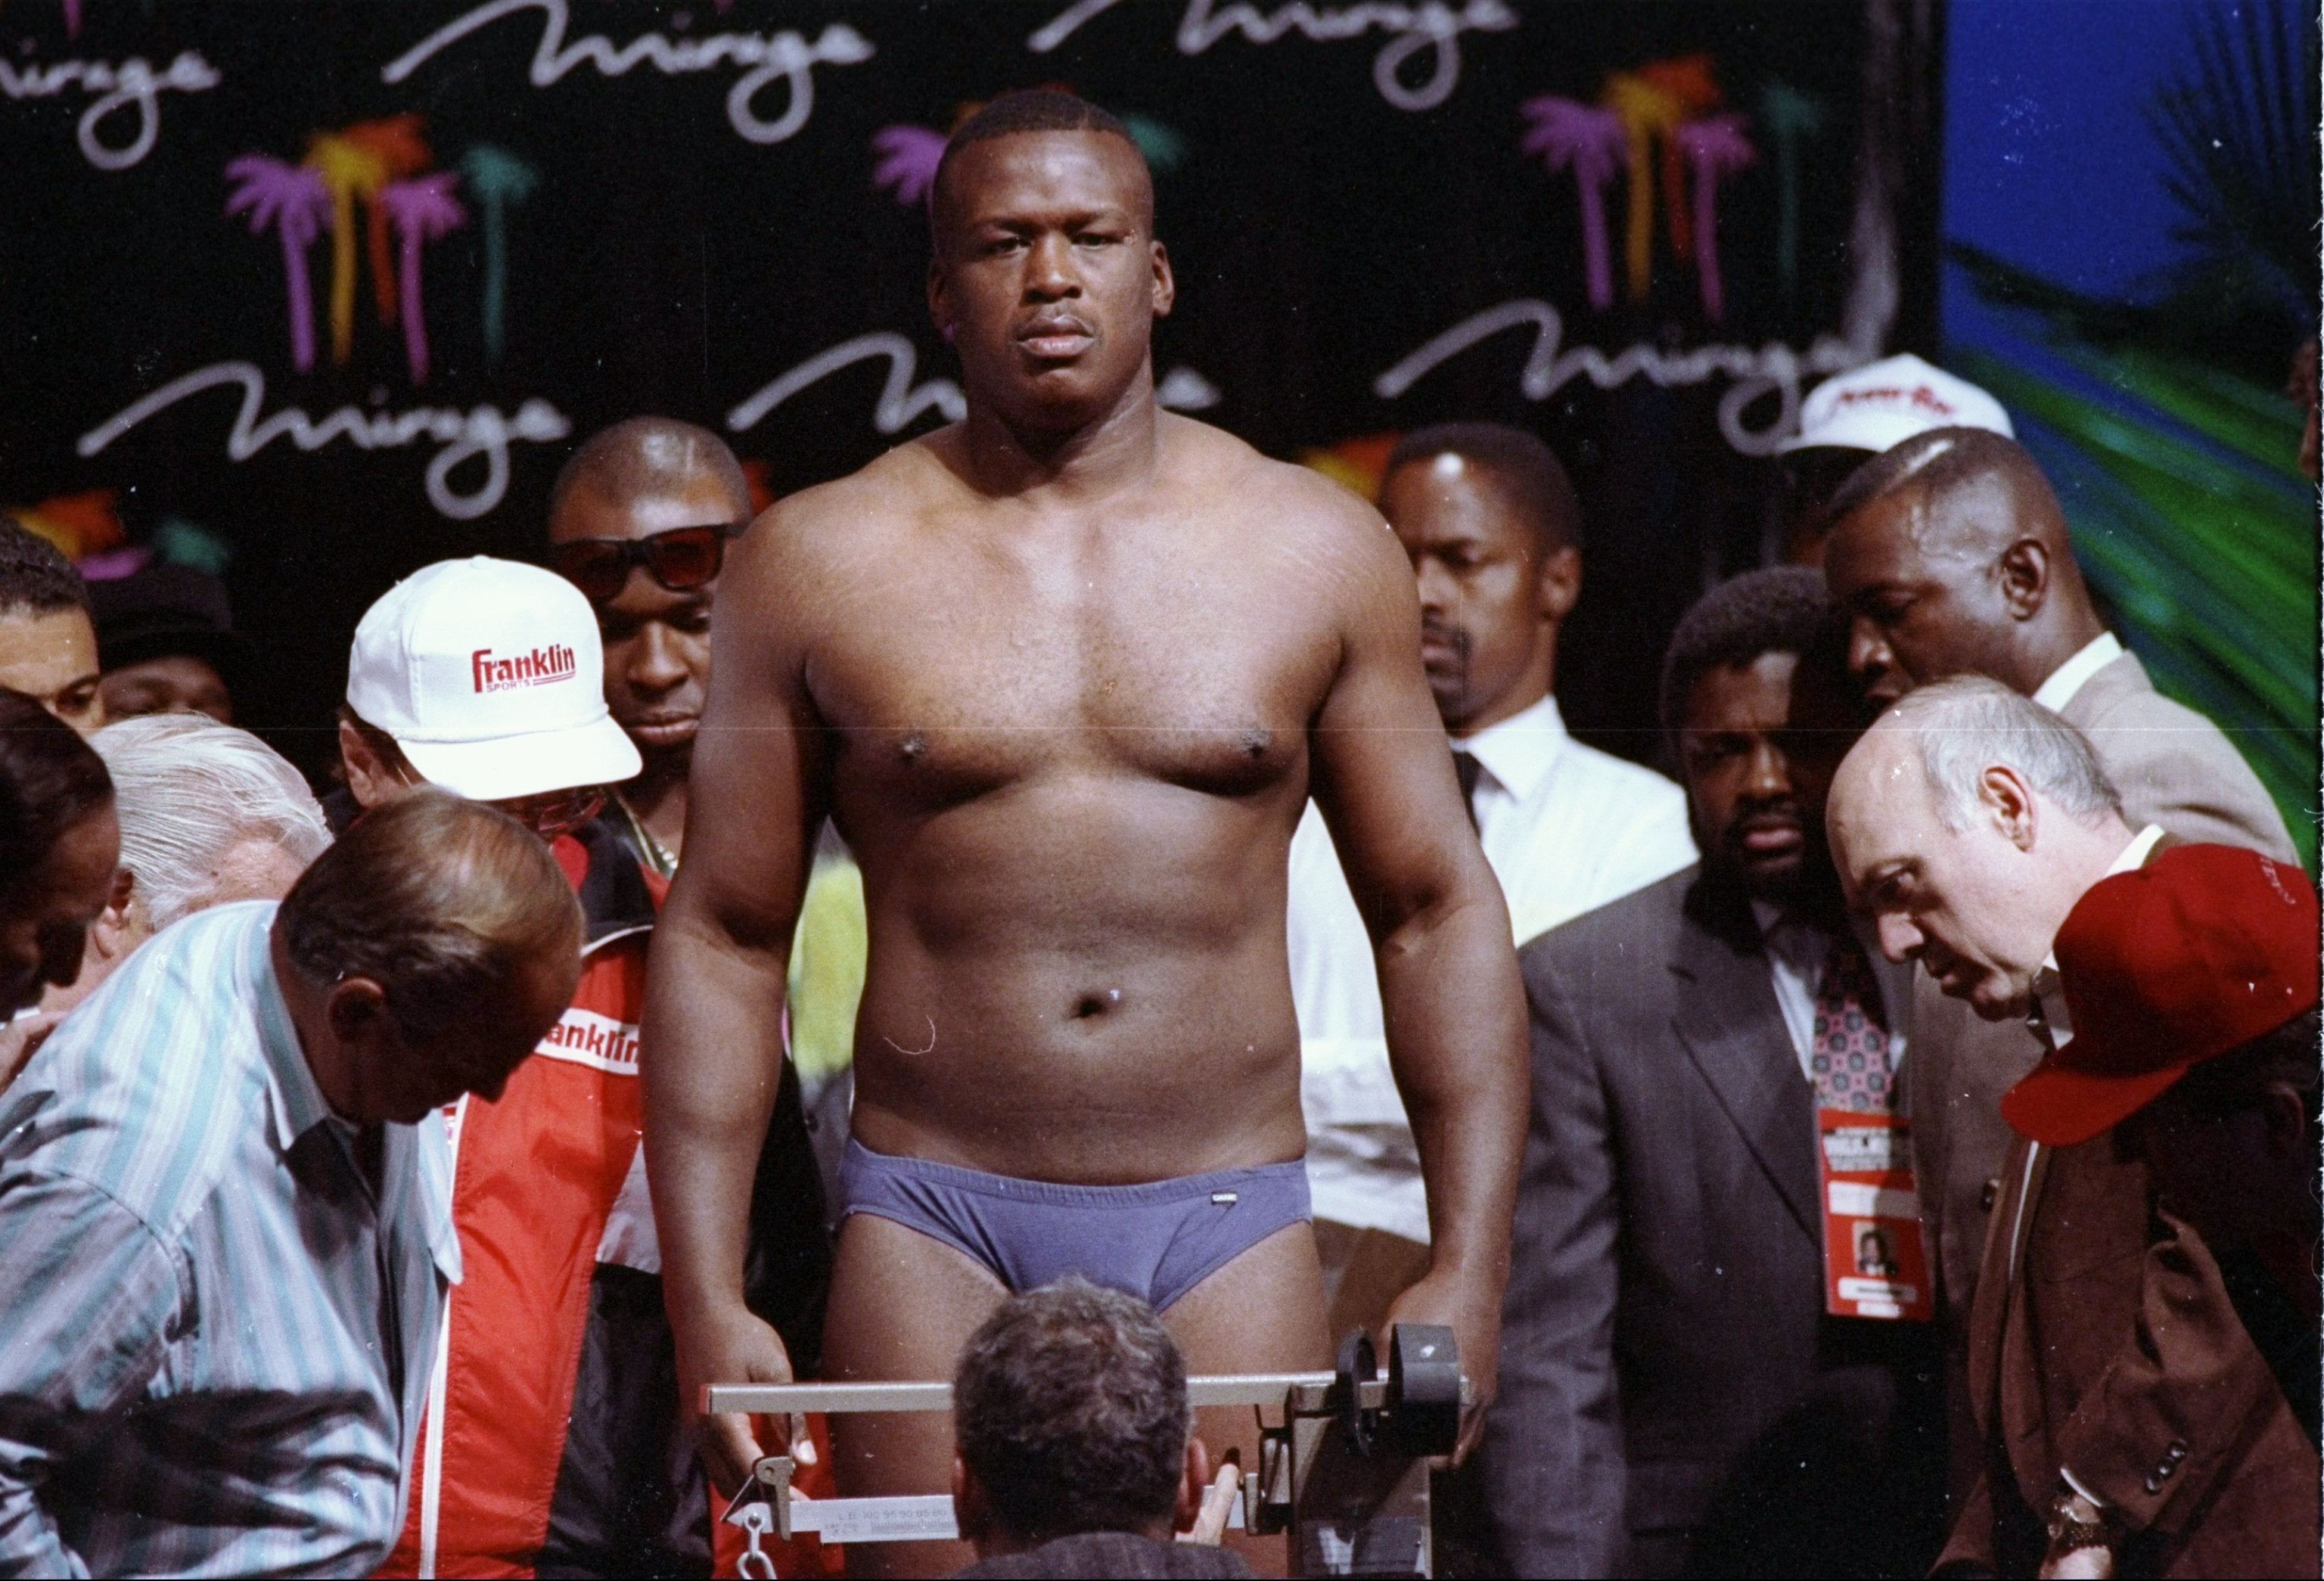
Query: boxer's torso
779,414,1363,1185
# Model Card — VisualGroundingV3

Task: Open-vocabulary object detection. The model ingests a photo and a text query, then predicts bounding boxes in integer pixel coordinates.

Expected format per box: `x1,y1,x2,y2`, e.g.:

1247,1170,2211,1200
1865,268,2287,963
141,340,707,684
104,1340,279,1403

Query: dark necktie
1810,930,1893,1111
1452,748,1484,834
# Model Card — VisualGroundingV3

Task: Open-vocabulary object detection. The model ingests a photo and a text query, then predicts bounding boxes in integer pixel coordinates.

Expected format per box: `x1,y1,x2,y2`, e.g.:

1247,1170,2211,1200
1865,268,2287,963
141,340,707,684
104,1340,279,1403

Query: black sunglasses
552,521,747,605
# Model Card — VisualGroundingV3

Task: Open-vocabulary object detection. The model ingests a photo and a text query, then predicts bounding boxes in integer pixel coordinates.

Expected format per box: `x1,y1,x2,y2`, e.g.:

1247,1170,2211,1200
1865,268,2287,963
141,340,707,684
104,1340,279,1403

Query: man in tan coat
1829,679,2314,1577
1821,427,2297,1499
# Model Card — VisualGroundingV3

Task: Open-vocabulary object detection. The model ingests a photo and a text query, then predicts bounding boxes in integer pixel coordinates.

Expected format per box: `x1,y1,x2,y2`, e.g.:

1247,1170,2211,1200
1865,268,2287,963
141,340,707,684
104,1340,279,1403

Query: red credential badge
1817,1108,1933,1321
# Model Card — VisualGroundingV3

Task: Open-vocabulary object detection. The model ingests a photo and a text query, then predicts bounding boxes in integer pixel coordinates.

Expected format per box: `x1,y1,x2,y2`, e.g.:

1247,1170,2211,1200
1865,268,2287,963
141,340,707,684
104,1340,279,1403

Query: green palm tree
1943,1,2319,865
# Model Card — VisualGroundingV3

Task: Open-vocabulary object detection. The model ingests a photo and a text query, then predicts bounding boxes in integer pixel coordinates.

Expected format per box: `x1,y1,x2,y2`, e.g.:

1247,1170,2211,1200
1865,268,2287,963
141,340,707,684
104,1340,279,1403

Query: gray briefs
839,1138,1312,1312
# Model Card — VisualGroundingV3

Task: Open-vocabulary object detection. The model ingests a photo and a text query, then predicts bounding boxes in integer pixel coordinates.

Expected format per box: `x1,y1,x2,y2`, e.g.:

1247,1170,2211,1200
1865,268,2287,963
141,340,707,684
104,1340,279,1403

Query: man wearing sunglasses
333,558,831,1578
545,417,751,877
643,89,1527,1575
546,412,866,1336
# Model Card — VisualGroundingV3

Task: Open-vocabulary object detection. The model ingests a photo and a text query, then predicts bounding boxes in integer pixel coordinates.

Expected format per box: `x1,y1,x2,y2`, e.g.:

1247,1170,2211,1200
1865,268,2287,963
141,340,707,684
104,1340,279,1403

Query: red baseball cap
2000,843,2320,1148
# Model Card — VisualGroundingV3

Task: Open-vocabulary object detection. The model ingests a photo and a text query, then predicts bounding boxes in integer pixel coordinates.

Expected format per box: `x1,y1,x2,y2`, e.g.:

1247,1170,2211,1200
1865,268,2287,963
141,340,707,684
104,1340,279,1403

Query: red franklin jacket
375,816,834,1579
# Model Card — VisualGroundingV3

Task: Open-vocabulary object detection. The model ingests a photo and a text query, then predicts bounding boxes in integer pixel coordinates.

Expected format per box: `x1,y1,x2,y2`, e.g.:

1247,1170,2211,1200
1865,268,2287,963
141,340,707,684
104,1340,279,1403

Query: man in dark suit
1485,570,1945,1579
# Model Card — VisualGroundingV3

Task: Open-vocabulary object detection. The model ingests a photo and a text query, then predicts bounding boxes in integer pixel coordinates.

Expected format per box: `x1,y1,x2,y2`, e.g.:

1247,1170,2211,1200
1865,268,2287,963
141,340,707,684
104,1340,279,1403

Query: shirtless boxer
642,91,1525,1572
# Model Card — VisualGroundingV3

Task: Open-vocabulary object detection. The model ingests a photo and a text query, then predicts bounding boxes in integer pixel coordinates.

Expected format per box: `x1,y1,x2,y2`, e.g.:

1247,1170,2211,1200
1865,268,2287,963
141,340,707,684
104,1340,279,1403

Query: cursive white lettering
77,361,570,520
1374,299,1868,456
726,334,1226,438
727,334,965,437
1030,0,1514,112
0,49,219,170
381,0,873,145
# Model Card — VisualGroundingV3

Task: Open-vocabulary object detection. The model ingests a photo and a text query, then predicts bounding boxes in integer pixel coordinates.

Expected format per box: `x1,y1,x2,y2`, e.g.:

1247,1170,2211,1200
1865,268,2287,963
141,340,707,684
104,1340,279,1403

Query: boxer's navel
1070,986,1124,1020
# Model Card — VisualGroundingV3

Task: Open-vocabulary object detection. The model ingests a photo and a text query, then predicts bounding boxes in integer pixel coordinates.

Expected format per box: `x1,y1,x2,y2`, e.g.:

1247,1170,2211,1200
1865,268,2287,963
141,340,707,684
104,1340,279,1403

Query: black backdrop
1,0,1939,781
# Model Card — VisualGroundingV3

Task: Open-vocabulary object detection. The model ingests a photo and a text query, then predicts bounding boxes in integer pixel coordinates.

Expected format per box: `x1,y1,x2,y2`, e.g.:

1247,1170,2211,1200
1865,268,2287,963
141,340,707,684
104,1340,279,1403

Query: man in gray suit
1821,425,2298,1503
1486,570,1945,1579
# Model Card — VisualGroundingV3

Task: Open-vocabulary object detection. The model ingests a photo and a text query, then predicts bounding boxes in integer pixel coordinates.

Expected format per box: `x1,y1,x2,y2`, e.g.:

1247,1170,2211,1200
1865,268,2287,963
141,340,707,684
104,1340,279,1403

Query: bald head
547,417,750,537
1827,676,2131,1020
1822,427,2105,703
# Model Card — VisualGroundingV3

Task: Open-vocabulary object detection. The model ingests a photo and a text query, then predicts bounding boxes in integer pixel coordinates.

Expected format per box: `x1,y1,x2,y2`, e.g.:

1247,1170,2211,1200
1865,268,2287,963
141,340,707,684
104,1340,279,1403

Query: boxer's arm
642,502,831,1488
1304,496,1527,1456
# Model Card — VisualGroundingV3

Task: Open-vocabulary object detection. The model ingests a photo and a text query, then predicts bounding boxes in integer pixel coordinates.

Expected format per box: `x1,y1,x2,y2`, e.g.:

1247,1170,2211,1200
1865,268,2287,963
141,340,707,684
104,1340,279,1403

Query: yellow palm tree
303,131,389,365
1600,71,1689,303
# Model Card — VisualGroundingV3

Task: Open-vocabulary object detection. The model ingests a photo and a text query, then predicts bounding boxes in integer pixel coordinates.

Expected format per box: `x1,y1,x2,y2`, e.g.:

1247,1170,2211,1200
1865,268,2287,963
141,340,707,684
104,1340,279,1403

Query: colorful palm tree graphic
1757,80,1828,311
1599,71,1689,303
457,144,539,365
1637,56,1722,259
1520,97,1628,312
303,131,388,365
377,172,467,385
1673,113,1756,322
872,124,947,205
346,116,433,326
225,154,333,371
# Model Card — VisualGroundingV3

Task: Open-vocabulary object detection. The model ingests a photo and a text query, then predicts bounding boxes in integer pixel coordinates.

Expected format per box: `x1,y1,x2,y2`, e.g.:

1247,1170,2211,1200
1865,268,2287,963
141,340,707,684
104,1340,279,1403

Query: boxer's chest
816,525,1334,803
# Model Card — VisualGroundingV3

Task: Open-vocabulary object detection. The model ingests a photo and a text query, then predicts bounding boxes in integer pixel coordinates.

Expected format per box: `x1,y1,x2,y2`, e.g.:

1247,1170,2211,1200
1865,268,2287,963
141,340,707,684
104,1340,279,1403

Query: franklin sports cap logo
472,643,577,693
1833,384,1958,418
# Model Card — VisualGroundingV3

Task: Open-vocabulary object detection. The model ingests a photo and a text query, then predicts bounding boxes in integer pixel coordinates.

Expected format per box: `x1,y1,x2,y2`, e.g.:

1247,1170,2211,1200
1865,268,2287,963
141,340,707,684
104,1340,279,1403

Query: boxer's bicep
671,504,830,958
1306,510,1494,946
645,502,832,1319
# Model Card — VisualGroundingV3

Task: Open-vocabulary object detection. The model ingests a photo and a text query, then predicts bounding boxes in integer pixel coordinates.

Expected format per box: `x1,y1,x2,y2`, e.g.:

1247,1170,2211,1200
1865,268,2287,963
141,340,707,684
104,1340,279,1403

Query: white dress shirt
1749,902,1917,1089
2030,631,2125,714
1288,693,1697,1241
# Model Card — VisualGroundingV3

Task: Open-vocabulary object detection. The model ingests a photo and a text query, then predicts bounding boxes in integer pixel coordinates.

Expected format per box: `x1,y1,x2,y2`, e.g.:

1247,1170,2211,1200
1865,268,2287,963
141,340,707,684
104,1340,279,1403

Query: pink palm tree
1673,114,1757,321
225,154,334,371
377,172,467,384
1521,97,1629,312
872,124,947,206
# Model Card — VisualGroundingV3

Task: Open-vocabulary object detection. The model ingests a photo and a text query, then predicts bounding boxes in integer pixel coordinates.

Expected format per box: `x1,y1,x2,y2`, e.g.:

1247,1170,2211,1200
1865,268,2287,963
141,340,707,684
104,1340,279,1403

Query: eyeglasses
489,785,609,843
552,522,747,606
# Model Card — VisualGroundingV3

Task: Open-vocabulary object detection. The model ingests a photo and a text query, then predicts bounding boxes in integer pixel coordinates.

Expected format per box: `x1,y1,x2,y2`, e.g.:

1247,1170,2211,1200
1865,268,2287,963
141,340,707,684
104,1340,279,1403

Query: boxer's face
930,131,1173,427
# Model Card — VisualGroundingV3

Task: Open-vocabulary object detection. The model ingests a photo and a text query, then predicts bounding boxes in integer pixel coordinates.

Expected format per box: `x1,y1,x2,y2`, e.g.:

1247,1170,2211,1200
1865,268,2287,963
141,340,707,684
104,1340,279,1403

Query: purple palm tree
1673,114,1757,322
377,172,467,384
1520,97,1630,312
225,154,334,372
872,124,947,206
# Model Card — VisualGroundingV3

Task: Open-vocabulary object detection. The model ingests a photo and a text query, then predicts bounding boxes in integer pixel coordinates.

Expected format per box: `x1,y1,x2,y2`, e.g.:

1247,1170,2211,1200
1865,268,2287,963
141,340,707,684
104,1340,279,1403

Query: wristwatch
2046,1488,2116,1555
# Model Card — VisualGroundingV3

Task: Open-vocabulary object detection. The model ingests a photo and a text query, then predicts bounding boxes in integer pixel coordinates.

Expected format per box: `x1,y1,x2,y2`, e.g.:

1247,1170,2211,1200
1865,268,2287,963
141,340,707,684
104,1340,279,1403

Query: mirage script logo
78,361,570,521
0,48,219,170
1029,0,1516,113
381,0,873,146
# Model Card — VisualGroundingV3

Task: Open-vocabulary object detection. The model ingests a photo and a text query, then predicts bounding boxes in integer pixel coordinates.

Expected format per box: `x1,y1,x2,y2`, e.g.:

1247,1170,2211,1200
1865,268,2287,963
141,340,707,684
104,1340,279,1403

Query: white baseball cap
1777,353,2015,455
346,557,641,803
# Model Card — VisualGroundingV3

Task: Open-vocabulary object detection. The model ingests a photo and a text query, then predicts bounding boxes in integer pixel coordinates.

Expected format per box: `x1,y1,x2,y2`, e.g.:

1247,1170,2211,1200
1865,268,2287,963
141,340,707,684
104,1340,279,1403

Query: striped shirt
0,902,460,1578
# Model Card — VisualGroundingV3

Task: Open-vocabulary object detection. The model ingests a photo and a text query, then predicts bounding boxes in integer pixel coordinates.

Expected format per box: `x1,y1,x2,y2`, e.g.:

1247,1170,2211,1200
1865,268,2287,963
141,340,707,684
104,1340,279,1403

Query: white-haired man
46,713,330,1014
0,714,332,1093
1828,677,2302,1579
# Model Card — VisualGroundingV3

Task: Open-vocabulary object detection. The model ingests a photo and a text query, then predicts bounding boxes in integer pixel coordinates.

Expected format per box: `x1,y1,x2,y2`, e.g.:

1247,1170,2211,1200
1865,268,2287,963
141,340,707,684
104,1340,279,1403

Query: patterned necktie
1810,930,1893,1111
1451,748,1483,834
